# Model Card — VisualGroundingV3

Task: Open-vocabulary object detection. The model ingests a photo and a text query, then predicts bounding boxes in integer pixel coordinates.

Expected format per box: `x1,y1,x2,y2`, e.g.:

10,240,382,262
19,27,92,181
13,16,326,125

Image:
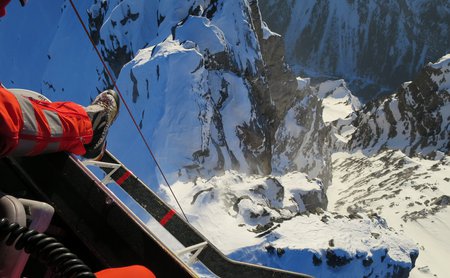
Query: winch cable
68,0,189,223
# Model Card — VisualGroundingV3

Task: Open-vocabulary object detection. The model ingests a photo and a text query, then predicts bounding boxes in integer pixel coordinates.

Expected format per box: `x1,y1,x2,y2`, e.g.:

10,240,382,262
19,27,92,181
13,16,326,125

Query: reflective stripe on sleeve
43,109,63,137
11,95,63,155
14,94,38,136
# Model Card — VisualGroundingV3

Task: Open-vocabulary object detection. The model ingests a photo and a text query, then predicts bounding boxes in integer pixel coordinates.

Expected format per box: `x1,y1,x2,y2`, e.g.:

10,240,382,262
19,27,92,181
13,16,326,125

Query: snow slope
164,171,418,277
324,54,450,278
329,151,450,278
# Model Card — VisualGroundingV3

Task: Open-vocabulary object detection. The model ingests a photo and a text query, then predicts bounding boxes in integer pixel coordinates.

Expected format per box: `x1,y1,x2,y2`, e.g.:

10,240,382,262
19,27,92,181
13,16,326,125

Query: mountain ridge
259,0,450,101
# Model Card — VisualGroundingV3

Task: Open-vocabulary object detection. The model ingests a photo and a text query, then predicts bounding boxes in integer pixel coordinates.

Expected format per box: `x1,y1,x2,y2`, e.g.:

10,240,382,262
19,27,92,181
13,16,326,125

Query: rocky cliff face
87,0,331,184
259,0,450,101
327,55,450,277
349,55,450,157
272,87,332,187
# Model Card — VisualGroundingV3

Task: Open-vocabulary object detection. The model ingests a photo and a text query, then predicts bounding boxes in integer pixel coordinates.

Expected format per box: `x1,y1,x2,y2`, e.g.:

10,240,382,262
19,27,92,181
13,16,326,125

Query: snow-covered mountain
168,171,418,277
327,54,450,278
2,0,448,277
349,55,450,157
259,0,450,101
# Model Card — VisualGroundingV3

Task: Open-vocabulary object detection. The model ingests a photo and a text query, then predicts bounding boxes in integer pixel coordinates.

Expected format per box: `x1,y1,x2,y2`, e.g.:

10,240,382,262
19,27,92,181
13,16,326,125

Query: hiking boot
83,89,120,160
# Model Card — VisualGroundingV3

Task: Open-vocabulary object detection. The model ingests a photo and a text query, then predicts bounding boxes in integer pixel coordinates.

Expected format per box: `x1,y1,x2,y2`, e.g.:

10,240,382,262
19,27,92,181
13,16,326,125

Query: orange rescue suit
0,87,93,157
95,265,156,278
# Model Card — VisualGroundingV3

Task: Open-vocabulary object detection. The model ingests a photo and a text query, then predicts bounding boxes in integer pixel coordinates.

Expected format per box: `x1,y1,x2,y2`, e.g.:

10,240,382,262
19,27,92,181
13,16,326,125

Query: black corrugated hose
0,217,95,278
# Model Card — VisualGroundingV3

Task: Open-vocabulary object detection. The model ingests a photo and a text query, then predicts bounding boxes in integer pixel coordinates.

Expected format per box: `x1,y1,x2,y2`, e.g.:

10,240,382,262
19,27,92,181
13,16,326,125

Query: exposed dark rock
100,41,133,78
276,248,285,257
362,256,373,267
191,187,214,205
320,215,329,223
264,245,285,258
371,233,380,239
87,0,108,45
410,251,418,269
157,11,165,26
326,249,352,268
119,8,139,26
328,239,334,247
265,244,275,255
348,213,363,220
312,254,322,266
249,0,298,124
432,195,450,206
254,223,281,237
203,0,220,19
301,190,328,212
252,222,274,233
130,69,139,103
